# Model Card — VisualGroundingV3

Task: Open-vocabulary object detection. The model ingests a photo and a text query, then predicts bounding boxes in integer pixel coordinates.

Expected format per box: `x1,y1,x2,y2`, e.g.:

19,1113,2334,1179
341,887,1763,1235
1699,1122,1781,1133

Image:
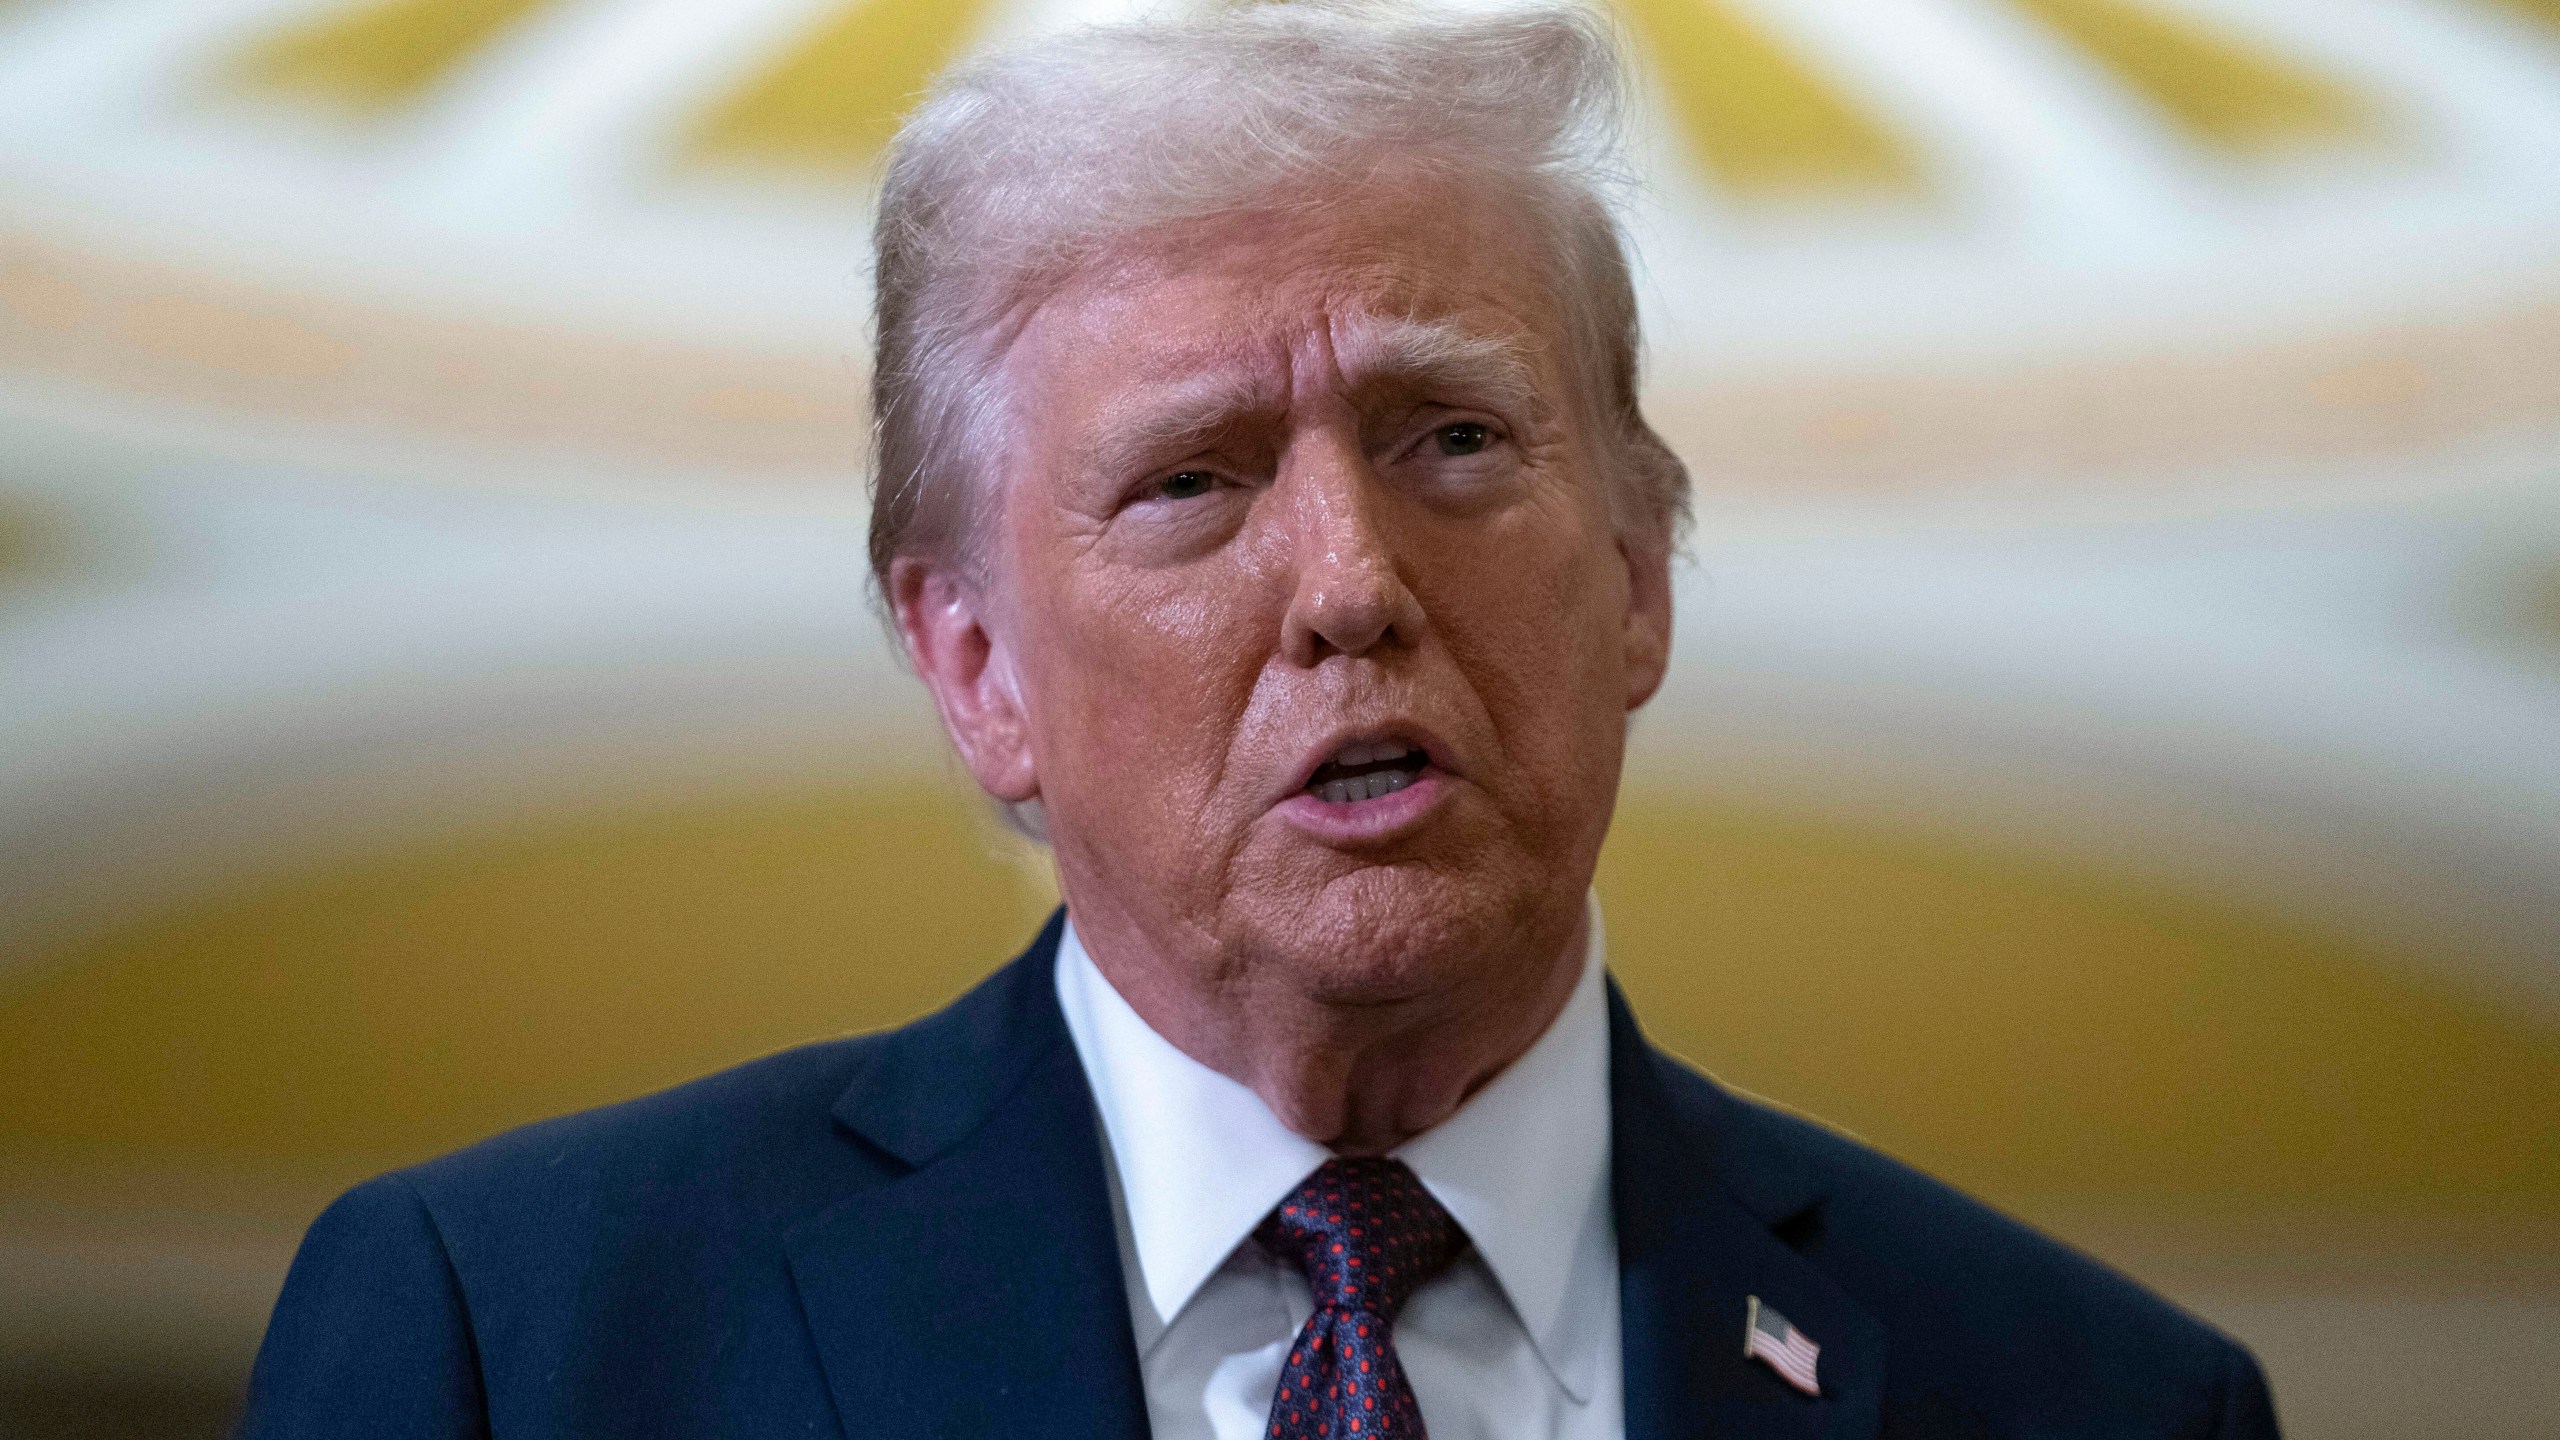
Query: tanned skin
892,175,1672,1154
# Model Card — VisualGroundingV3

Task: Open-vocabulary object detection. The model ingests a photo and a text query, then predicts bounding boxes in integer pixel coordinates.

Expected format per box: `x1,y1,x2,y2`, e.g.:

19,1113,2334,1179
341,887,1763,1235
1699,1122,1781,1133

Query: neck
1073,898,1589,1155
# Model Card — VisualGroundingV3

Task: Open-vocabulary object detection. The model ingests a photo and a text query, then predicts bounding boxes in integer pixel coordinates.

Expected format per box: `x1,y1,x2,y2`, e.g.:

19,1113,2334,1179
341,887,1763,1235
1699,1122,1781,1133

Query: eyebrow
1075,314,1548,480
1331,313,1546,427
1080,366,1282,480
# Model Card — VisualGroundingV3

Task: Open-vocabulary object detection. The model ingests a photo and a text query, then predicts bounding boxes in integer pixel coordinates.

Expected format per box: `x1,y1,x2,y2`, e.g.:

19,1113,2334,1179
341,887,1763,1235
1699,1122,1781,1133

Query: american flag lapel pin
1745,1294,1822,1397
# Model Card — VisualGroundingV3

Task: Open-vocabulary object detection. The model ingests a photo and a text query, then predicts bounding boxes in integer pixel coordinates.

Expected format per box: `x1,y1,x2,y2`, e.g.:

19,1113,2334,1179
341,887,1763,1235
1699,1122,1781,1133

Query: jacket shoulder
341,922,1065,1287
249,924,1069,1435
243,1035,895,1436
1709,1079,2274,1434
400,1031,891,1218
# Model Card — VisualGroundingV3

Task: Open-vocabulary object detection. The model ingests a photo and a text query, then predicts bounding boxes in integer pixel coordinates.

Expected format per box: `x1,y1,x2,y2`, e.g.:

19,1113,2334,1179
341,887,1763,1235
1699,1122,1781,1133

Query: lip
1274,771,1449,845
1272,721,1460,845
1281,722,1460,799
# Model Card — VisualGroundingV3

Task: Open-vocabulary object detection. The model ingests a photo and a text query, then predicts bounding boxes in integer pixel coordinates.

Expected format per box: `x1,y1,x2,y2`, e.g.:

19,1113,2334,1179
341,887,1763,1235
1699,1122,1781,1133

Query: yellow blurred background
3,0,2557,1435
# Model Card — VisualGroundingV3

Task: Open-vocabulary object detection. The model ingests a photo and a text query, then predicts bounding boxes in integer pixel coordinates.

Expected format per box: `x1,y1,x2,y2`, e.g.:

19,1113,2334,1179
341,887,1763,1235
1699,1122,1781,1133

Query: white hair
866,0,1689,595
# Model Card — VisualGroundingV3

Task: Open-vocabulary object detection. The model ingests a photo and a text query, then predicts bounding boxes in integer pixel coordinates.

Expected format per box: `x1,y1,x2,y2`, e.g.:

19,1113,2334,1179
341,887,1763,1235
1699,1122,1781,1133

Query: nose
1278,437,1426,667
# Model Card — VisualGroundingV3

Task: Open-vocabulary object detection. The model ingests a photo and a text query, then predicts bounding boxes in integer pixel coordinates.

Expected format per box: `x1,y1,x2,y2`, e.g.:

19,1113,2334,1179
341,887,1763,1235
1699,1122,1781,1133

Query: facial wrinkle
1327,311,1547,445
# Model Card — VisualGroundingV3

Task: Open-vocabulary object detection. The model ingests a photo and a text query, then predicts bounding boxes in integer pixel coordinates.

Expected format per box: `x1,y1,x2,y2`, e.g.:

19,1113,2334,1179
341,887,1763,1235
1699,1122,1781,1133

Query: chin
1236,859,1549,1008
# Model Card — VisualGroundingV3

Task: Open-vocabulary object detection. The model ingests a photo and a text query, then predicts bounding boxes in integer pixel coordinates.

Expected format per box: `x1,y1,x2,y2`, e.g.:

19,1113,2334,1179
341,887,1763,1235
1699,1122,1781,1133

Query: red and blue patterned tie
1256,1157,1470,1440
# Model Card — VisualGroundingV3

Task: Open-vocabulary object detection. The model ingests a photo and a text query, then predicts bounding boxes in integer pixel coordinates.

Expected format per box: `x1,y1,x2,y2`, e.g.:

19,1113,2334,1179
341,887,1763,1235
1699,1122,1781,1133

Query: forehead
1009,177,1568,398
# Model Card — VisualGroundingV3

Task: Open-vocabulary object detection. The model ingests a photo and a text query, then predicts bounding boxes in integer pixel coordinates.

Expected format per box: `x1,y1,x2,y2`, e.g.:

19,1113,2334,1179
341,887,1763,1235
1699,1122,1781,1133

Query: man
240,4,2279,1437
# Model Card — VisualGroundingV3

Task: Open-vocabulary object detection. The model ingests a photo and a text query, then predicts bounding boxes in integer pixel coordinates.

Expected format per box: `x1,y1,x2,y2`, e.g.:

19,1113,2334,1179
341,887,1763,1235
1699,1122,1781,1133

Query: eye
1434,422,1491,457
1155,469,1217,500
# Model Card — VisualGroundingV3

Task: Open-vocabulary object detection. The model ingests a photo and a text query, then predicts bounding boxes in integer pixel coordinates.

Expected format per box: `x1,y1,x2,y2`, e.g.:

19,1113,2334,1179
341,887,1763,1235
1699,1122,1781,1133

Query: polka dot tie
1255,1157,1470,1440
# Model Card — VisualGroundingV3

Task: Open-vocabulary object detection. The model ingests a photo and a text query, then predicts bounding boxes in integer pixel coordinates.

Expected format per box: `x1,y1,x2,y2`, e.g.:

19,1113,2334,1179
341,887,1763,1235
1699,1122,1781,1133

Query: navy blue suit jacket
240,914,2279,1438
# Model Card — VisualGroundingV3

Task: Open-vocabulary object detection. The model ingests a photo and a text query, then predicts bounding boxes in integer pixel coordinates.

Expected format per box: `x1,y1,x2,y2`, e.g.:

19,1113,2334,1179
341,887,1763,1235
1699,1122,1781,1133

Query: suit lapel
784,915,1150,1440
782,923,1886,1440
1611,982,1885,1440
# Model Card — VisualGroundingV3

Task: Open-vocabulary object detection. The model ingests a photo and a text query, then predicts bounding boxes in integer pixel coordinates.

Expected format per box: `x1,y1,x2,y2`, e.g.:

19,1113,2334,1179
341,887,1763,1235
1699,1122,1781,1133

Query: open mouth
1305,740,1431,805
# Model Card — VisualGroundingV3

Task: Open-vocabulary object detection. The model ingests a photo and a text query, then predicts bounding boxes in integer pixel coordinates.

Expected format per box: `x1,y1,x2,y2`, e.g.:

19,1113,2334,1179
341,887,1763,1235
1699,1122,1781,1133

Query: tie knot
1255,1157,1467,1320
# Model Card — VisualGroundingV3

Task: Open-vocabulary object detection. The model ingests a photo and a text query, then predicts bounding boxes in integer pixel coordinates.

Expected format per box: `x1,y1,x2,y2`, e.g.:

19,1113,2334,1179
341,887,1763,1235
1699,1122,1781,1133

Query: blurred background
2,0,2556,1434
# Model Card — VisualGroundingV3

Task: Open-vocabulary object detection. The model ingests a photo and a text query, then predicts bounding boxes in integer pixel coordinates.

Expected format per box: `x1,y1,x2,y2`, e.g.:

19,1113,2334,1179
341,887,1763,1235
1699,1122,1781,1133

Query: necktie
1255,1156,1470,1440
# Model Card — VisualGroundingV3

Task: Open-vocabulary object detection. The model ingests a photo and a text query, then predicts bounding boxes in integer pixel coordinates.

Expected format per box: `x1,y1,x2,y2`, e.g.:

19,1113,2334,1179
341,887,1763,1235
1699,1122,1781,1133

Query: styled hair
866,0,1689,598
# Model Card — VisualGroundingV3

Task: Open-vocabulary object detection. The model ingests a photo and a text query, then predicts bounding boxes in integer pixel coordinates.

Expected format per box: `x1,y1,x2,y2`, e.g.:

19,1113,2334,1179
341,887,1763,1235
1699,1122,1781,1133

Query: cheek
1419,504,1628,779
1019,553,1282,808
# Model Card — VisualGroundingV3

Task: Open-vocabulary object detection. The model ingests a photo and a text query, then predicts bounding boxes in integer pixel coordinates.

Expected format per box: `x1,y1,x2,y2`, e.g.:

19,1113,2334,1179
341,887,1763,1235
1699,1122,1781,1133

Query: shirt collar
1054,900,1615,1401
1390,903,1613,1401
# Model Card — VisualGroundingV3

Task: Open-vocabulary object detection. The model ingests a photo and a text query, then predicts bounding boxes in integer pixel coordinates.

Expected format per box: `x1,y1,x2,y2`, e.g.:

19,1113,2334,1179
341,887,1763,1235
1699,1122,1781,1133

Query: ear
888,556,1040,804
1618,533,1674,712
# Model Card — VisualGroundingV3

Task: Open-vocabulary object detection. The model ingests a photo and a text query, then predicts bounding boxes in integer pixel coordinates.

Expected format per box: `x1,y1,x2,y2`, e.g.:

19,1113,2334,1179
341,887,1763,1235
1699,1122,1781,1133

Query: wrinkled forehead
1000,186,1573,432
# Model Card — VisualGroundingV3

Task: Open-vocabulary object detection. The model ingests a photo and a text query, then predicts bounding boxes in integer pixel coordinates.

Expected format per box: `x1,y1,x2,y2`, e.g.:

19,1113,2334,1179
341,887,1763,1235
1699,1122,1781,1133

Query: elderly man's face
912,177,1671,1017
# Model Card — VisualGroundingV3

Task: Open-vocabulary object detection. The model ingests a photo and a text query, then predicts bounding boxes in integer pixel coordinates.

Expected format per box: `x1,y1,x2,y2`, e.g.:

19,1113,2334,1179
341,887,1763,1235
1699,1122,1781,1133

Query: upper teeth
1318,769,1418,805
1334,741,1416,767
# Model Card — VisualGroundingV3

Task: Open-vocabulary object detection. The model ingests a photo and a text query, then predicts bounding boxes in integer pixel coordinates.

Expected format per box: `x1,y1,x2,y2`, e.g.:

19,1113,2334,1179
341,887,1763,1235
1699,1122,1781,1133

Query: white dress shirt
1054,906,1623,1440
